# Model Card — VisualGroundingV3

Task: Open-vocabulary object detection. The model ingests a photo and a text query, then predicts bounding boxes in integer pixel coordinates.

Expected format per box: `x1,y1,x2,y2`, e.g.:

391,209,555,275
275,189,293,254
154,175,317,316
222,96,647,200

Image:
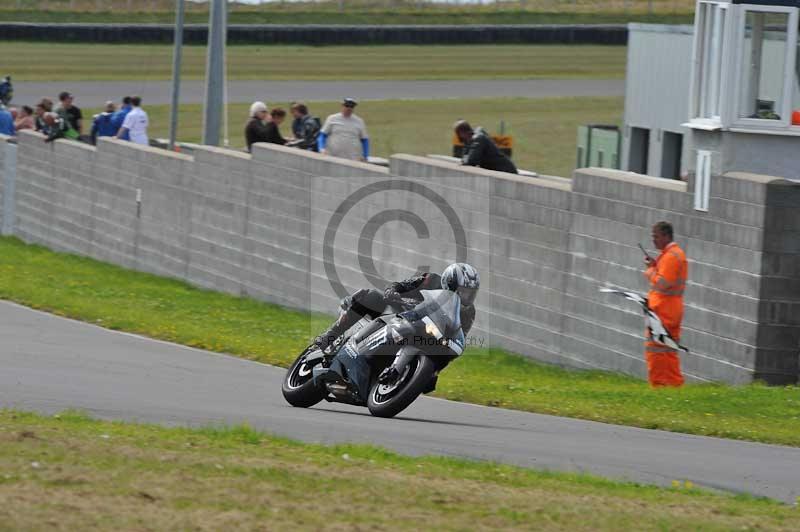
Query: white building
623,0,800,193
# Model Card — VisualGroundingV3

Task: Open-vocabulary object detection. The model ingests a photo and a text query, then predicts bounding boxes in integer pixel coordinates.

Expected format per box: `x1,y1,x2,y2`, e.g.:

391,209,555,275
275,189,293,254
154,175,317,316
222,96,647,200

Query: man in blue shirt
91,101,118,145
110,96,132,140
0,106,15,136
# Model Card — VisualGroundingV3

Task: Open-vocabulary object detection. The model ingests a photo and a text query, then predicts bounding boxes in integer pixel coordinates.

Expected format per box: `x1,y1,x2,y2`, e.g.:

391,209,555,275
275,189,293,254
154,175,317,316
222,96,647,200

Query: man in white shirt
116,95,148,146
318,98,369,162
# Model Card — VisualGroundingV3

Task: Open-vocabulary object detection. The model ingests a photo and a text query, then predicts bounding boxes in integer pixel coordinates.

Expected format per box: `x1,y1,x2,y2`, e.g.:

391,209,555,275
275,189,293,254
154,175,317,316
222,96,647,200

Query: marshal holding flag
601,221,688,387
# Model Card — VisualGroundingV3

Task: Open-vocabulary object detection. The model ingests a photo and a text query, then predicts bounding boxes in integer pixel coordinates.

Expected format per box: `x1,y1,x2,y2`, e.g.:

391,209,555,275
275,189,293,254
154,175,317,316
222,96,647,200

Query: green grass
2,236,800,447
0,3,695,25
1,42,627,81
81,96,624,177
0,409,797,530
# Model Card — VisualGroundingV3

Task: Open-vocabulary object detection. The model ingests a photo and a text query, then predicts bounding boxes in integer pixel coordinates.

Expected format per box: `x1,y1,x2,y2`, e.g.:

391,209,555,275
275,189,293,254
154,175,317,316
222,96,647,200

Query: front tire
282,350,326,408
367,355,436,418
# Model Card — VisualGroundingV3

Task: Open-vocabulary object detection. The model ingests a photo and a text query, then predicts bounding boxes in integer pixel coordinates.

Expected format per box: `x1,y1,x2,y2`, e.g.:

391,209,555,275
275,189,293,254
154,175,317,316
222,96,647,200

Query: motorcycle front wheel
367,355,436,418
282,349,327,408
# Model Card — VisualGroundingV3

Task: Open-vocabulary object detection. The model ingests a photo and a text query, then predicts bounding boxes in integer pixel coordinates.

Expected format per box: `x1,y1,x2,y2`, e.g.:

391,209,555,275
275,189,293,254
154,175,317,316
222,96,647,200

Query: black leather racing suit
316,272,475,349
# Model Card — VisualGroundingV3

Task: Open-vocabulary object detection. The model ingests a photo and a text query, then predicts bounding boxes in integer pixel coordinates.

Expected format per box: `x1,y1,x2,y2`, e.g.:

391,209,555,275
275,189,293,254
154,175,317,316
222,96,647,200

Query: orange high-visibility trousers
644,242,687,387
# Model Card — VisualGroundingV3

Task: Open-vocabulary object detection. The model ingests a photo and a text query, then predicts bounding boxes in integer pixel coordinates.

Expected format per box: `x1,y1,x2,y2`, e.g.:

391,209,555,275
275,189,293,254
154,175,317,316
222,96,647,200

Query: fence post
2,142,17,237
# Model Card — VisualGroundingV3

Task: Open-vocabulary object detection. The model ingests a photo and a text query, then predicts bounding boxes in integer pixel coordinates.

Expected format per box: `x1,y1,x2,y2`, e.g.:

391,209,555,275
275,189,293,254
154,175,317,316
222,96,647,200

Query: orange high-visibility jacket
645,242,688,338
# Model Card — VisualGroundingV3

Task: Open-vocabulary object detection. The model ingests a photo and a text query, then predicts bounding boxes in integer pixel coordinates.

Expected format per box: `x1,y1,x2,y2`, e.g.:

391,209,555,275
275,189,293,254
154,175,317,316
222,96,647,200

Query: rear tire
367,356,436,418
282,350,326,408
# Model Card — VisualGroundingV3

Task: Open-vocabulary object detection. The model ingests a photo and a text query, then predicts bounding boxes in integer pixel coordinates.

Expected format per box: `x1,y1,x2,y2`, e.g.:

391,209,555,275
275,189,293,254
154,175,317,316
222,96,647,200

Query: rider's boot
314,308,362,351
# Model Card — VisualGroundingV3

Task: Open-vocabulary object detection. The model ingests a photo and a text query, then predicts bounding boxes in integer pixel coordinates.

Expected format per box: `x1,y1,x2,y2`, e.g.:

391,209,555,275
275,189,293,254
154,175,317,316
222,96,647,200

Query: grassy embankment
2,42,627,81
0,410,797,530
0,0,695,25
2,237,799,447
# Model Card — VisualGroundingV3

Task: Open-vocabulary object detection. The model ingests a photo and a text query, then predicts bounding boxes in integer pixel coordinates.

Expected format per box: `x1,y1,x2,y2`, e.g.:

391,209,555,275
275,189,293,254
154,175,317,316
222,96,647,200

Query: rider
314,263,480,352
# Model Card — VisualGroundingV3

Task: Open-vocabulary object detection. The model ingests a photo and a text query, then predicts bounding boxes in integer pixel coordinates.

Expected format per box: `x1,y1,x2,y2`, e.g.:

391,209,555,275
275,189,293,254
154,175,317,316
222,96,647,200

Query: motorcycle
282,289,466,418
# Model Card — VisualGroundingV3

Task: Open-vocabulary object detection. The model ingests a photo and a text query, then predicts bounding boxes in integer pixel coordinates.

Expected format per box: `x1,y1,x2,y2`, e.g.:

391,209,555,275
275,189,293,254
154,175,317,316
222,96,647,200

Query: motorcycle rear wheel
282,350,326,408
367,355,436,418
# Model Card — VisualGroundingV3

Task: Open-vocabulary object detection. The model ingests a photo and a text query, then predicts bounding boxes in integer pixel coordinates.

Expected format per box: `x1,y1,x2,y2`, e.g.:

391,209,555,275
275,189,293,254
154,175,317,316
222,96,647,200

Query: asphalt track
2,300,799,503
14,79,624,107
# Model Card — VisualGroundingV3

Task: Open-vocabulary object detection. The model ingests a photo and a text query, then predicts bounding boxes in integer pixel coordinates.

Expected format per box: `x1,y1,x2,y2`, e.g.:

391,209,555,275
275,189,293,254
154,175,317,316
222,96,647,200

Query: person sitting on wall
454,120,518,175
244,101,271,152
43,112,79,143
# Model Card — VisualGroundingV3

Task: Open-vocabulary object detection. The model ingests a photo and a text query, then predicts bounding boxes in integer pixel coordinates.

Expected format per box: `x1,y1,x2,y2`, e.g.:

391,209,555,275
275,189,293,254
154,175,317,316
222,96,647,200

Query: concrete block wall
5,134,798,384
0,134,9,229
391,155,575,367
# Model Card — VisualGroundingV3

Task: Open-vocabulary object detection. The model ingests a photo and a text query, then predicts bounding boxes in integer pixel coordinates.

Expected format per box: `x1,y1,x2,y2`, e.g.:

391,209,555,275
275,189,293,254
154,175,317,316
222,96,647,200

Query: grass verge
79,96,625,177
1,237,799,446
0,409,797,530
1,42,627,81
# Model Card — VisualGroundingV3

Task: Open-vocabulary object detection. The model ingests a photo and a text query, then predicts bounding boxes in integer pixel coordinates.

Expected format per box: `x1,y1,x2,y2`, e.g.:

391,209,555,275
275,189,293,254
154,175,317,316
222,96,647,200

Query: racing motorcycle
282,289,466,418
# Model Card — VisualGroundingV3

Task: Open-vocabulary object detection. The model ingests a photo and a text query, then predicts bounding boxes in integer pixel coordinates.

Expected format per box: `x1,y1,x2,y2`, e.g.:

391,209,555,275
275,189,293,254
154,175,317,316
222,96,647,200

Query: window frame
729,4,799,130
689,1,733,126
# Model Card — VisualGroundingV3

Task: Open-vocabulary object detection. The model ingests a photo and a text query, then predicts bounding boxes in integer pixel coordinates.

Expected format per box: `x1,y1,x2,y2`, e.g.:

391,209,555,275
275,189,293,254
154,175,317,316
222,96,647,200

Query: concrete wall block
688,261,760,298
707,197,765,227
491,196,572,229
684,305,759,345
559,334,646,376
681,327,756,368
755,323,800,350
481,308,563,352
243,238,310,275
753,348,800,378
759,276,800,302
711,174,769,204
491,178,572,210
185,264,242,297
562,291,643,331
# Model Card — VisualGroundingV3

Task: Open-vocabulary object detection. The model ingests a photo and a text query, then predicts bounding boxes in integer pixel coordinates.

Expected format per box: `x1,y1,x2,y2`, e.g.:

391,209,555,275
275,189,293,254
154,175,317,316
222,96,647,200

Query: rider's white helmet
441,263,480,307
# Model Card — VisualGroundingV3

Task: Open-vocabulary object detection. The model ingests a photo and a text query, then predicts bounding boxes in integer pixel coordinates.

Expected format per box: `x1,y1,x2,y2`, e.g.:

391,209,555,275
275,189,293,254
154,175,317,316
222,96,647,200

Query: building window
693,2,729,122
694,150,712,212
629,127,650,174
661,132,683,180
739,11,791,121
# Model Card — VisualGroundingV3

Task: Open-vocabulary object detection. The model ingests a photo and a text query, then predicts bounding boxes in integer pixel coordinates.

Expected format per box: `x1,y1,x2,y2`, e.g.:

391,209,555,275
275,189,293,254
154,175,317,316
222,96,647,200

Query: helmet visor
457,286,478,307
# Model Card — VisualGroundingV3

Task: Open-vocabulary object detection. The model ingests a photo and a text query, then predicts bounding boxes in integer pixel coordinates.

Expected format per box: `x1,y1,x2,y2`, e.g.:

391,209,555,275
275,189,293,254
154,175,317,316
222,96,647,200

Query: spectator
453,120,517,174
244,101,271,152
264,108,288,145
287,102,321,152
643,221,688,387
43,112,79,143
14,105,35,131
34,98,53,134
8,107,17,122
116,95,148,146
111,96,132,140
318,98,369,162
0,106,14,136
55,91,83,135
90,101,118,145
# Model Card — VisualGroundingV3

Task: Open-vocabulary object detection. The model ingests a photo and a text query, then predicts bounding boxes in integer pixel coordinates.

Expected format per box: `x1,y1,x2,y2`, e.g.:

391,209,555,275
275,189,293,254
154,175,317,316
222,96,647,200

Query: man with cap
318,98,369,162
55,91,83,136
244,100,272,152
